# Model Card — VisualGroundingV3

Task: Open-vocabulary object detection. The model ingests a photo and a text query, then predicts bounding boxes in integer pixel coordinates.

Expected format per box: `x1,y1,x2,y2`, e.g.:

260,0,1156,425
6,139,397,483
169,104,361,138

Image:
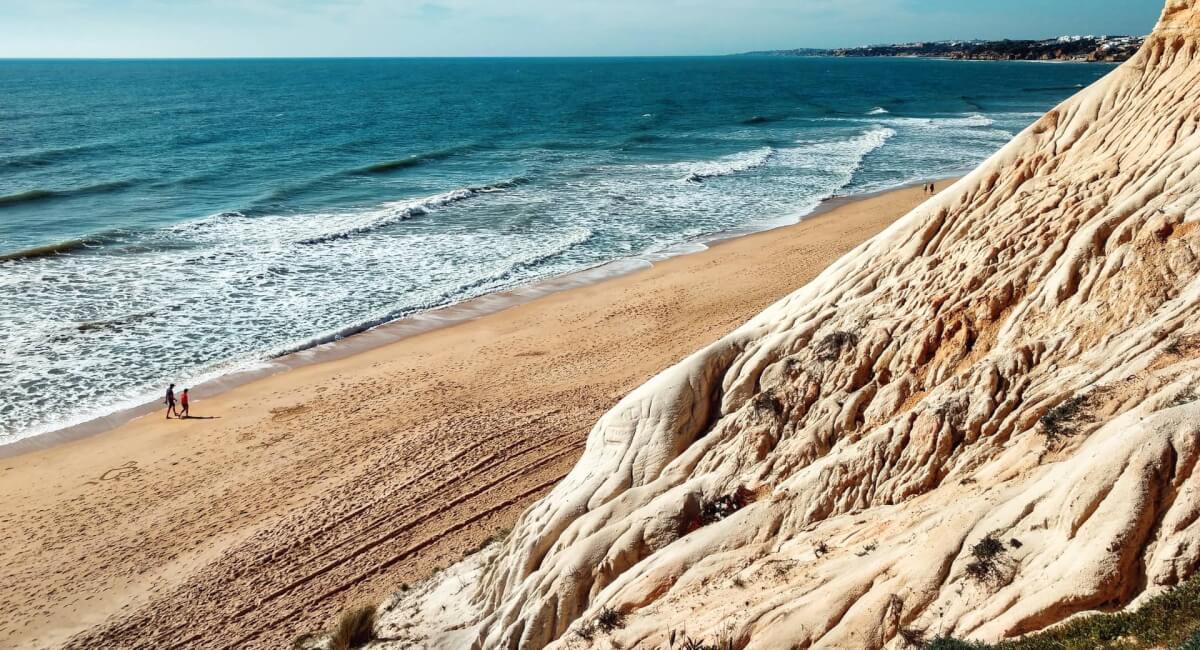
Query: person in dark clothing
165,383,179,419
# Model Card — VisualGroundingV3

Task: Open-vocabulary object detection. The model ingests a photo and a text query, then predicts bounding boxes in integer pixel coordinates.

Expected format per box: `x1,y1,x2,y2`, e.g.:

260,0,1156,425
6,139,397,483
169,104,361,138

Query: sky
0,0,1166,58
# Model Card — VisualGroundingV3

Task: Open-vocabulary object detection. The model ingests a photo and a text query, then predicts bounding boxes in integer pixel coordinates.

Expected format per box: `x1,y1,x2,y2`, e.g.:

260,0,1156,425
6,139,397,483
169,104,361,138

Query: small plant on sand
573,620,597,641
1039,394,1090,440
856,542,878,557
1162,332,1200,359
898,627,926,648
595,606,626,633
696,487,754,528
927,638,988,650
1169,388,1198,409
752,391,784,416
814,540,830,557
973,535,1005,560
472,527,512,553
815,331,860,361
965,534,1007,583
679,636,735,650
328,604,377,650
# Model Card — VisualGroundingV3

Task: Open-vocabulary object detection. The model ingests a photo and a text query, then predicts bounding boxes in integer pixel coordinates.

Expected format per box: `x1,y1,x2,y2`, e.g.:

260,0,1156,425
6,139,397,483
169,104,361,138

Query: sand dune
0,183,936,649
369,2,1200,648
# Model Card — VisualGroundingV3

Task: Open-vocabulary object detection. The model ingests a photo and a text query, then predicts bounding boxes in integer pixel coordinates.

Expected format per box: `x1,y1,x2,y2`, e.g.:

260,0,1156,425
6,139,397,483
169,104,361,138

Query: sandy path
0,181,947,649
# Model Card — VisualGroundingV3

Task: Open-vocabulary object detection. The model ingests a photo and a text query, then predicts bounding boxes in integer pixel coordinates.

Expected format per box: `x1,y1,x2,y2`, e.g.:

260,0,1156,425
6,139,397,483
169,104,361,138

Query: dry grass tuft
898,627,926,648
965,534,1007,583
328,604,377,650
1040,394,1090,440
595,606,626,633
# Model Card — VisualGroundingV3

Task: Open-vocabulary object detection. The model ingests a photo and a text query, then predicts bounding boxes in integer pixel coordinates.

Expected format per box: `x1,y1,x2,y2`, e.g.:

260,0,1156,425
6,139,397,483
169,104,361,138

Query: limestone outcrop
370,1,1200,647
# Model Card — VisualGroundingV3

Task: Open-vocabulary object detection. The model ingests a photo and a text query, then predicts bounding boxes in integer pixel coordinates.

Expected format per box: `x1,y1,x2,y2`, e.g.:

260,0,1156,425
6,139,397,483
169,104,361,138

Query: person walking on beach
179,388,190,419
165,383,179,419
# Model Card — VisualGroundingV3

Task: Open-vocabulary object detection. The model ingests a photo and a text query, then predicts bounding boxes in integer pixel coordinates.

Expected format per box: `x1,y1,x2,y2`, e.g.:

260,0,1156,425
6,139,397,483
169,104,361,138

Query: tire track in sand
65,408,592,650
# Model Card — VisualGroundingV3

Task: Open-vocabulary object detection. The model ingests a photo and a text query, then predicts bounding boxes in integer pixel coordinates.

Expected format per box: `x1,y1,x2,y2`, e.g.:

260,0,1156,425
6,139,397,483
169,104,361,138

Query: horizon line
0,34,1150,63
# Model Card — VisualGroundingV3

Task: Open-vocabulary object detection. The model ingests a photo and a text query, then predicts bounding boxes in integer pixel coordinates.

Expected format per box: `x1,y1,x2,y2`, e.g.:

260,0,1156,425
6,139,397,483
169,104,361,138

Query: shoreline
0,178,956,650
0,175,957,460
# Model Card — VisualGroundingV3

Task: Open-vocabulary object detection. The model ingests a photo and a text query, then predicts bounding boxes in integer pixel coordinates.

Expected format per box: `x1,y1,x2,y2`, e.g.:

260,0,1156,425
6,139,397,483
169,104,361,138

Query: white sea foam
295,184,508,246
952,113,996,128
881,113,996,129
867,107,890,115
676,147,775,183
772,126,897,199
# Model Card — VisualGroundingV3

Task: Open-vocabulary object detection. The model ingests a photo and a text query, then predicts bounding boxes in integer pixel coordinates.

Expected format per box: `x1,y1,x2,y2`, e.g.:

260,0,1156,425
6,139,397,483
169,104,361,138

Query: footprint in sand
99,461,141,482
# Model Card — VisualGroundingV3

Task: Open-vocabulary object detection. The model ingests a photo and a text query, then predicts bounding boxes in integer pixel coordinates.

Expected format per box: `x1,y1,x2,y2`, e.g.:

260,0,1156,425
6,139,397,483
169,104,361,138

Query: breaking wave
0,237,106,262
297,179,526,246
679,147,774,183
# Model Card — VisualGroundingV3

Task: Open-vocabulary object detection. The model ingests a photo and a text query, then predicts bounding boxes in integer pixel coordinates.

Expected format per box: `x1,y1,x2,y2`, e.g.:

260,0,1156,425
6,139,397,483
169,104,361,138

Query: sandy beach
0,180,951,650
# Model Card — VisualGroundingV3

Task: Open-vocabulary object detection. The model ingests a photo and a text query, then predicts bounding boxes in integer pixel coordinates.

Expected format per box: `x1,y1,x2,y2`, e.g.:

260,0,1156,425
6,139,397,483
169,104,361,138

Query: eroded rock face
378,2,1200,648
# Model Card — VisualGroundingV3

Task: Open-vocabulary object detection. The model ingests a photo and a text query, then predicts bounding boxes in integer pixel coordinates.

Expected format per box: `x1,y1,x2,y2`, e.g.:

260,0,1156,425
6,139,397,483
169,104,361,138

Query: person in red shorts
180,388,190,419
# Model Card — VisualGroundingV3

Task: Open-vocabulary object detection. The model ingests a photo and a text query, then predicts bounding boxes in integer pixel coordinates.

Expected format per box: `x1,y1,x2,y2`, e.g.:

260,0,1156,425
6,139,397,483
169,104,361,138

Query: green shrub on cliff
925,574,1200,650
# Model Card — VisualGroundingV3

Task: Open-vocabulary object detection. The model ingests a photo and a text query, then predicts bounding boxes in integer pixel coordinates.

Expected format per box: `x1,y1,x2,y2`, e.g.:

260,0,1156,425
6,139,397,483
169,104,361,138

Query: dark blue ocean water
0,57,1112,441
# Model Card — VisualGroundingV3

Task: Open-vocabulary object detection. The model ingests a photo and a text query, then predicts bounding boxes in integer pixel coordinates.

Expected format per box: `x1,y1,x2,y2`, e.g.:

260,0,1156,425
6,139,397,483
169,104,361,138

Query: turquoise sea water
0,57,1113,442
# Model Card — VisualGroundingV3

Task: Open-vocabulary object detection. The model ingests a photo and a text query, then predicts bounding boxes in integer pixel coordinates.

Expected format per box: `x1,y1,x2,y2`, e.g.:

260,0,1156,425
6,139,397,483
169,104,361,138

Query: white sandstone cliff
372,1,1200,647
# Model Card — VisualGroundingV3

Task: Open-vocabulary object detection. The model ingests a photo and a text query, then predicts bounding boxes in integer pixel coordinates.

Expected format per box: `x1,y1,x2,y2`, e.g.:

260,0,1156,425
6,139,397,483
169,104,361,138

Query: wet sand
0,180,952,649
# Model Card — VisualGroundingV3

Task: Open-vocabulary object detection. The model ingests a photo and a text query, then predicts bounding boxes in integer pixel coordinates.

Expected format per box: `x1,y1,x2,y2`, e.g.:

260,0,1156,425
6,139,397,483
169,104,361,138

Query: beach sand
0,180,952,649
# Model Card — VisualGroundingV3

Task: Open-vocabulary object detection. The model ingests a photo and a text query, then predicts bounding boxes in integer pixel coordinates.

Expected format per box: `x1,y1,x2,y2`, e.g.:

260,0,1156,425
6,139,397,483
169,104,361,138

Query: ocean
0,57,1112,444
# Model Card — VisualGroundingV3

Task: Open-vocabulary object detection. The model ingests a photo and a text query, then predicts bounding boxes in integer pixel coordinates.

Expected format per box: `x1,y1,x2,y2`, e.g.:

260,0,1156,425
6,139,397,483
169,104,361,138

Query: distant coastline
740,34,1144,62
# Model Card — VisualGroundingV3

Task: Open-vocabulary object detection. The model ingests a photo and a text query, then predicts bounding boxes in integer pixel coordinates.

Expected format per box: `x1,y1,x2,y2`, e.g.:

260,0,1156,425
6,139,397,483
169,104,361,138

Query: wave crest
349,144,478,176
297,178,526,246
680,147,774,184
0,180,138,209
0,142,112,171
0,189,56,207
0,237,101,262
